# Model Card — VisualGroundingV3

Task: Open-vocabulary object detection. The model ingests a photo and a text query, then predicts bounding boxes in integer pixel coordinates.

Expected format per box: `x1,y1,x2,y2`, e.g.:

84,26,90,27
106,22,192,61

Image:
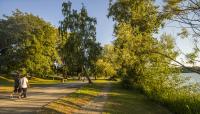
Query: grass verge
39,81,171,114
39,80,108,114
103,82,172,114
0,75,62,93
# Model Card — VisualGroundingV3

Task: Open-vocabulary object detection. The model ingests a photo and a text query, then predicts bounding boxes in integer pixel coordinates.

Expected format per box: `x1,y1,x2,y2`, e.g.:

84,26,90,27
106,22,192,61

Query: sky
0,0,197,65
0,0,187,46
0,0,115,45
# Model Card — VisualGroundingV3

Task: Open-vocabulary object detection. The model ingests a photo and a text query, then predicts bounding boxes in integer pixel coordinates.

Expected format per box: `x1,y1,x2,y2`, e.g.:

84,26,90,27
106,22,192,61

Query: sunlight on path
74,83,111,114
0,82,86,114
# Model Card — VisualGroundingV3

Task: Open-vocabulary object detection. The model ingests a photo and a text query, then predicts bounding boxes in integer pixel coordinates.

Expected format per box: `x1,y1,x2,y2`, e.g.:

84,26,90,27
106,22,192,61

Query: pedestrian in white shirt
20,76,29,98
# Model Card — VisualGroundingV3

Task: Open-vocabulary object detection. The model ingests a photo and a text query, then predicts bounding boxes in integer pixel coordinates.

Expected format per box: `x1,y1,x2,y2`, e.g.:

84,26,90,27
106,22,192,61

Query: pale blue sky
0,0,115,45
0,0,183,46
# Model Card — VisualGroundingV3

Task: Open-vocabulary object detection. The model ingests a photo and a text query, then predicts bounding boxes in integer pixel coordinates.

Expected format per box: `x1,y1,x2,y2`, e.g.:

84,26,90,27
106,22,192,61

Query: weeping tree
59,1,102,83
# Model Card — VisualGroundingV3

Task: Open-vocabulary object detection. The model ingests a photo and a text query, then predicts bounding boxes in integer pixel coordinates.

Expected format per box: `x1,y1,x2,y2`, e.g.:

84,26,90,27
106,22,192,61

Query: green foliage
95,59,116,78
94,44,118,79
59,1,102,82
0,10,60,76
177,28,189,39
107,0,200,114
108,0,200,114
19,68,27,76
108,0,178,89
163,0,185,16
163,0,200,66
120,75,133,89
108,4,169,83
108,0,165,33
186,48,199,65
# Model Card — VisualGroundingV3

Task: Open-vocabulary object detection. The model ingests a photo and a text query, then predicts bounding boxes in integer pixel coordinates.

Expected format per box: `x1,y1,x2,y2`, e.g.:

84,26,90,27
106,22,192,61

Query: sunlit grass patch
0,76,63,93
0,86,13,93
0,75,61,85
0,75,14,92
104,83,172,114
40,81,107,114
29,77,61,85
0,75,13,86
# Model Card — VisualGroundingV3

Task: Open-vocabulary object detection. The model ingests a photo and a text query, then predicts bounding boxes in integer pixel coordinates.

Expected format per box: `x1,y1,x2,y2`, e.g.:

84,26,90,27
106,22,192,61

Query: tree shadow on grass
37,107,65,114
0,107,41,114
103,85,172,114
38,85,103,114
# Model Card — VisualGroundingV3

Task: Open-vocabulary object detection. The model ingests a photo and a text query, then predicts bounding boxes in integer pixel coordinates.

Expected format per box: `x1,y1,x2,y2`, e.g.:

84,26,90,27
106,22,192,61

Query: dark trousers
21,88,27,98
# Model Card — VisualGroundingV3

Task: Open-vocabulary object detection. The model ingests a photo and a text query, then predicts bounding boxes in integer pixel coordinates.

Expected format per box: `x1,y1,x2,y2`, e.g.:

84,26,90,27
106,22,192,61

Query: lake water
181,73,200,84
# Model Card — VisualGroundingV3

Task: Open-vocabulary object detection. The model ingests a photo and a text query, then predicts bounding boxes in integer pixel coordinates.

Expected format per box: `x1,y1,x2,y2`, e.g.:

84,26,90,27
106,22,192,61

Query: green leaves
108,0,179,90
60,1,101,80
0,10,60,76
95,59,116,77
164,0,200,67
177,28,189,39
108,0,163,34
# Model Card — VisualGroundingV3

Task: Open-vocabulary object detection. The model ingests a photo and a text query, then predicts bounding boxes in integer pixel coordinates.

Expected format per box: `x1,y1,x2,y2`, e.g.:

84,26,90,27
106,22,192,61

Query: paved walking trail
0,82,86,114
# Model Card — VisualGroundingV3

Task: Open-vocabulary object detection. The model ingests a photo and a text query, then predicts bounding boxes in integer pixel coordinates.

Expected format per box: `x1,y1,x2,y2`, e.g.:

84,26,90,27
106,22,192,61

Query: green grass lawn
0,76,62,86
29,77,61,85
0,75,14,92
0,75,63,93
0,75,13,86
104,83,172,114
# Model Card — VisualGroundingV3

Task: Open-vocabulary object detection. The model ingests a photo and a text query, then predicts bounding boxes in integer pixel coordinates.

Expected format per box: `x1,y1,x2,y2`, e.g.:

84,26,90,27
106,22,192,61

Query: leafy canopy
59,1,102,83
0,10,60,76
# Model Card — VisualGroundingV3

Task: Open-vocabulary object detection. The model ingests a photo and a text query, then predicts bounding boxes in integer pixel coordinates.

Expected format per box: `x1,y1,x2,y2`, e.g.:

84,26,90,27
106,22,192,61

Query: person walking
20,75,29,98
10,72,21,98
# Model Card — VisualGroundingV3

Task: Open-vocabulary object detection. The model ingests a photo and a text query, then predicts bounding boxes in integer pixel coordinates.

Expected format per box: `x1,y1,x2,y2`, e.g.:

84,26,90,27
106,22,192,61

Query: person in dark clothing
10,72,21,98
14,75,21,92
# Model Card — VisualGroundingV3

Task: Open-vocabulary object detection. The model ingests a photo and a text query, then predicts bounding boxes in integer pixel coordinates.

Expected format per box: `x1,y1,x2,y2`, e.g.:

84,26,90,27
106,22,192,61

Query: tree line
0,1,118,83
1,0,200,113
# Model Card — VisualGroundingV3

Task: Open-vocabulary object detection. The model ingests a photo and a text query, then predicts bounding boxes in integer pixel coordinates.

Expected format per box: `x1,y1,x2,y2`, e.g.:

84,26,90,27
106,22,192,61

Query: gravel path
75,83,111,114
0,82,86,114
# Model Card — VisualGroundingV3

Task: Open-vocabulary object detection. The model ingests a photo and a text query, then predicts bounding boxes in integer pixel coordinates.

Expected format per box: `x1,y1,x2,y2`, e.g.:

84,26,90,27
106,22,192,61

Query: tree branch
150,51,200,74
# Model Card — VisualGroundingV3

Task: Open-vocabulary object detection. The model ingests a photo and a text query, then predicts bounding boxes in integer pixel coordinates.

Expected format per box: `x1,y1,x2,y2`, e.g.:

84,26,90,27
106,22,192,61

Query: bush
121,76,133,89
141,82,200,114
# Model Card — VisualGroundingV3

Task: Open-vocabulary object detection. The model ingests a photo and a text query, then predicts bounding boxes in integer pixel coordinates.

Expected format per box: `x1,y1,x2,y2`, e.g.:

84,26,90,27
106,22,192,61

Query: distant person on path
10,71,21,98
20,75,29,98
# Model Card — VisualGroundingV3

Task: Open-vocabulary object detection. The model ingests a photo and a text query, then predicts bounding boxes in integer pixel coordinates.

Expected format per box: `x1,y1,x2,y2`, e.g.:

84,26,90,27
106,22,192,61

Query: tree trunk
86,75,92,84
78,74,81,80
83,67,92,84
